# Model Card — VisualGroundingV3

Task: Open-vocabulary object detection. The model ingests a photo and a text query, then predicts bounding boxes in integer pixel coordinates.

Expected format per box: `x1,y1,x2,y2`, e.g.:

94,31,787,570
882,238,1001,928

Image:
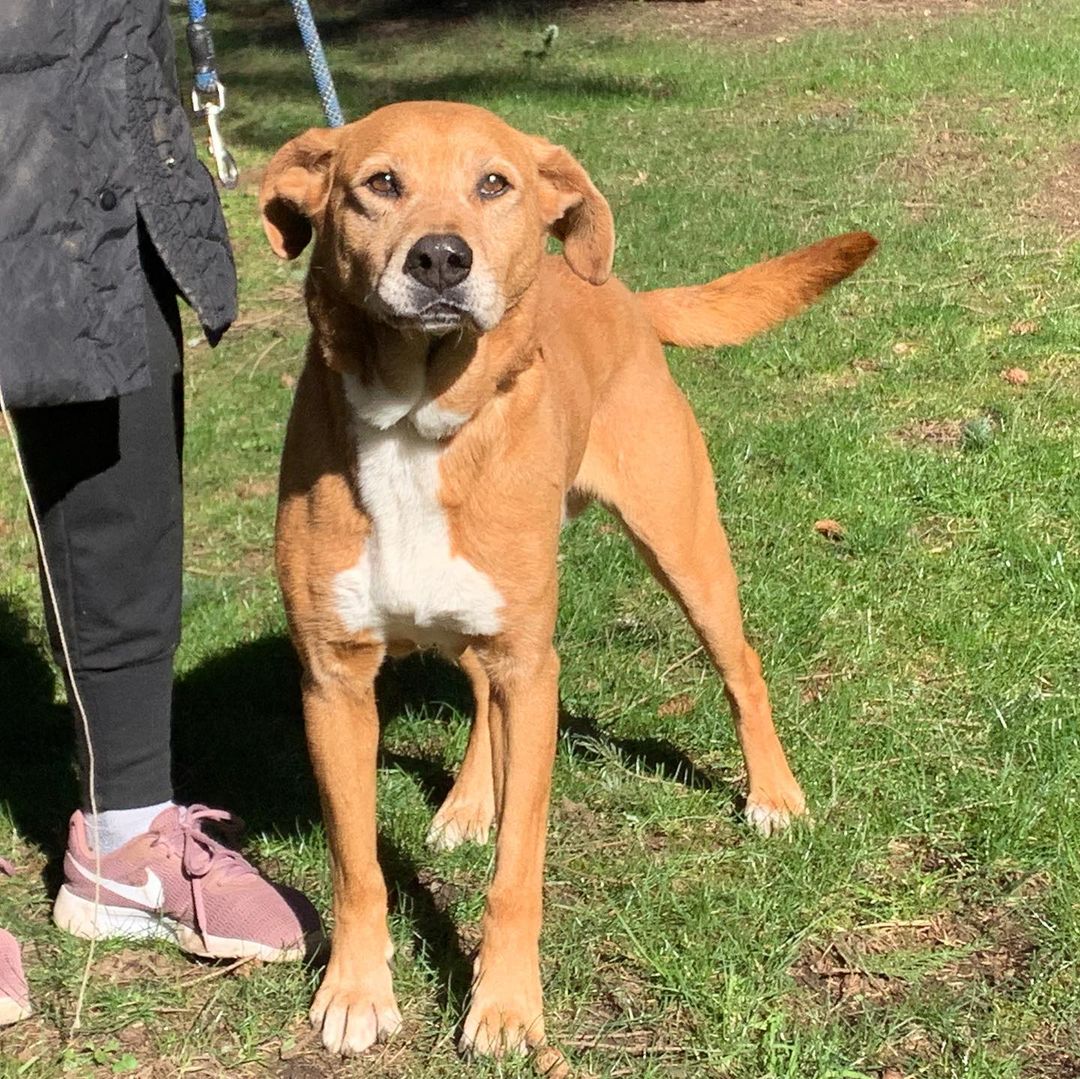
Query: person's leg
12,226,322,960
12,225,182,838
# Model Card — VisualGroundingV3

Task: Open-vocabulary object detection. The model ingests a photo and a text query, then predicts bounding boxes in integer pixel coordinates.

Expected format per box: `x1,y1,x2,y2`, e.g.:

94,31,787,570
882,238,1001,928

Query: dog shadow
172,638,477,1002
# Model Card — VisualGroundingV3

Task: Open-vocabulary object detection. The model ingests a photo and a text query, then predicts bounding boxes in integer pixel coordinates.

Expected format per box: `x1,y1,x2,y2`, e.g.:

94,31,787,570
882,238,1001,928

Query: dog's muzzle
372,233,504,334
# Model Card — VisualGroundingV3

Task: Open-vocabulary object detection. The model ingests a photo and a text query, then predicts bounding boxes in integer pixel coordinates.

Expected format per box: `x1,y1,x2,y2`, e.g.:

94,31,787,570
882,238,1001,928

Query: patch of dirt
885,834,986,880
235,477,277,500
1021,1027,1080,1079
793,904,1036,1019
895,418,964,448
270,1023,357,1078
0,1016,65,1074
273,1061,335,1079
1023,143,1080,238
909,514,975,552
886,90,1041,220
891,125,992,214
896,412,1001,451
307,0,1010,54
573,0,1009,45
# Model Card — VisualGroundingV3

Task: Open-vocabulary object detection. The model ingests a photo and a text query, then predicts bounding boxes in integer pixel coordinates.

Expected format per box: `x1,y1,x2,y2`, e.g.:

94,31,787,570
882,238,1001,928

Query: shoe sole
53,886,306,963
0,998,31,1026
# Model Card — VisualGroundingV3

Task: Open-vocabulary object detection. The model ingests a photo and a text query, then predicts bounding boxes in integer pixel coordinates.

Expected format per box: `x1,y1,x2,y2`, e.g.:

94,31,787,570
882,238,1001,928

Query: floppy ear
259,127,342,259
531,138,615,286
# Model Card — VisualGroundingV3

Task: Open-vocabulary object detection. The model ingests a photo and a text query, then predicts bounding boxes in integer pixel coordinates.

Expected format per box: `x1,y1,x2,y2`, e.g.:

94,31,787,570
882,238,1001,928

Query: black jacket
0,0,237,409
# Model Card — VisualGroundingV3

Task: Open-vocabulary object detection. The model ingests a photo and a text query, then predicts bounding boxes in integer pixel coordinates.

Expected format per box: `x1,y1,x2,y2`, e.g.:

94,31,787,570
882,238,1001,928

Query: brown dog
260,100,875,1059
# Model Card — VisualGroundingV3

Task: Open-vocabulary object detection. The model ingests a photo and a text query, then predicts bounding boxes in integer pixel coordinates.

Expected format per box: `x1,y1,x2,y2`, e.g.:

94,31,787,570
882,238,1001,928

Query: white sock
85,801,174,854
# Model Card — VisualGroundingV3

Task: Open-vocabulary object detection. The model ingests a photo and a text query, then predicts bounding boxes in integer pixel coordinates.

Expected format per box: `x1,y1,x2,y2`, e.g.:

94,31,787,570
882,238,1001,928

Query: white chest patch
333,376,504,651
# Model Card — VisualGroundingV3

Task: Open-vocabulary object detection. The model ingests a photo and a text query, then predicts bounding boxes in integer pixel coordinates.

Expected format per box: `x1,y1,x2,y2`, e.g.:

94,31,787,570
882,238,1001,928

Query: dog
259,100,876,1059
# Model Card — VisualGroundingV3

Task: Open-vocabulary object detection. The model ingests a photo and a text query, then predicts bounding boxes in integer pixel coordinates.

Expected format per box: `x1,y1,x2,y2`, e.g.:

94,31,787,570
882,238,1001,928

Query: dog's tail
638,231,877,348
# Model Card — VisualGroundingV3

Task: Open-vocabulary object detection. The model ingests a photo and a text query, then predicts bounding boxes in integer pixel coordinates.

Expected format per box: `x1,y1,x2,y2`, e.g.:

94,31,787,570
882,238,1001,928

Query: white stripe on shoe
66,859,165,909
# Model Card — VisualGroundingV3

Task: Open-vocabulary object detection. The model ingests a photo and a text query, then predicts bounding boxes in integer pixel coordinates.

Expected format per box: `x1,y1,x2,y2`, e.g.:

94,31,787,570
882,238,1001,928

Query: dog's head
260,101,614,336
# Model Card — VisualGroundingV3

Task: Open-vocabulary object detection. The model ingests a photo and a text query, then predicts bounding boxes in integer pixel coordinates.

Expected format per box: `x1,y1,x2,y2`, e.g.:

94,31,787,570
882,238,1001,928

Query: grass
2,0,1079,1075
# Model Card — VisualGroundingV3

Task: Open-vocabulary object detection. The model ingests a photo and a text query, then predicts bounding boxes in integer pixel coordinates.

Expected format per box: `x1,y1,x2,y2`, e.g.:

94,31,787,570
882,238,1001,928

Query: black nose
403,233,473,291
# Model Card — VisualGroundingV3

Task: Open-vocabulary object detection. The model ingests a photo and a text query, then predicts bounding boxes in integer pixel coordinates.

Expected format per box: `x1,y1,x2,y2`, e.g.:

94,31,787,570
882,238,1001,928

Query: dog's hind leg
574,358,806,836
426,647,496,851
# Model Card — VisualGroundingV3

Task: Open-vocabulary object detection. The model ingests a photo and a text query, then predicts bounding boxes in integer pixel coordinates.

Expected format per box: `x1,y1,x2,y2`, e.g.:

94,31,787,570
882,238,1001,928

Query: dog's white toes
425,816,491,852
746,802,791,837
310,978,401,1056
426,799,494,851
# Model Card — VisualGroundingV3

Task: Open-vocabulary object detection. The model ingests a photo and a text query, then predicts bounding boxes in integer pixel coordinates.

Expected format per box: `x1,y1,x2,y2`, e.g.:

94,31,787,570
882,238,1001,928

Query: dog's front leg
304,643,401,1056
460,644,559,1058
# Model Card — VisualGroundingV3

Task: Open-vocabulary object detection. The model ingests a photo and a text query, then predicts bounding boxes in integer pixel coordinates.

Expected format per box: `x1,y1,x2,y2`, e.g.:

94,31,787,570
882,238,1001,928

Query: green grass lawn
2,1,1079,1075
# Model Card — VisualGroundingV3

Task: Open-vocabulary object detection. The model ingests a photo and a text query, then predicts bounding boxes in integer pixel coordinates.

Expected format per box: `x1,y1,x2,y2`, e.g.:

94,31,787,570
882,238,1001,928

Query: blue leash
185,1,344,184
288,0,346,128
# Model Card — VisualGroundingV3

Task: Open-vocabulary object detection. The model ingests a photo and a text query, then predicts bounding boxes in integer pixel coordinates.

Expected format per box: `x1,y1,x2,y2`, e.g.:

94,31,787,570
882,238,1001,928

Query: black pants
13,230,182,811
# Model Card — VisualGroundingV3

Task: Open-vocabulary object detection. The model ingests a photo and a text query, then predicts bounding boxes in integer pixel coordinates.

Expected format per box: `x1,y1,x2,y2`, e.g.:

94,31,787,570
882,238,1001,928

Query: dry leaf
279,372,297,390
1009,319,1040,336
1000,367,1030,385
813,518,845,541
534,1046,571,1079
659,693,694,717
892,341,916,356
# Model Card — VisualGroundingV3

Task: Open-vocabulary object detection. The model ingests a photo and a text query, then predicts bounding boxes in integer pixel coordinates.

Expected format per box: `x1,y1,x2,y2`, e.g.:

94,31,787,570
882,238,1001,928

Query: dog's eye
478,173,511,199
364,171,400,197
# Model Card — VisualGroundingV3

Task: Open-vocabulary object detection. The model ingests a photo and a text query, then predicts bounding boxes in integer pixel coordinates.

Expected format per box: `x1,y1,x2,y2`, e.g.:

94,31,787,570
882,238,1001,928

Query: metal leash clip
191,82,238,189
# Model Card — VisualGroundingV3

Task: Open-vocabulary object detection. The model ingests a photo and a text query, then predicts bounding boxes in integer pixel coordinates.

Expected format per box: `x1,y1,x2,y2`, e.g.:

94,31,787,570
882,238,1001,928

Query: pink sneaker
52,806,322,962
0,860,31,1027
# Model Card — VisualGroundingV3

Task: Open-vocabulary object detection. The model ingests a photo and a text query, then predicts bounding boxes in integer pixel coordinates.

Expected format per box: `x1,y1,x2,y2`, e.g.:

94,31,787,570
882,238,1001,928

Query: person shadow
0,593,472,1004
0,596,80,887
1,593,739,1009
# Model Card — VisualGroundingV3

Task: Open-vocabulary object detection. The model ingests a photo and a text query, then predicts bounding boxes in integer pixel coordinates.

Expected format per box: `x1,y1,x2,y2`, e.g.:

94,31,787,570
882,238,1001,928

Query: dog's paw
745,785,807,837
459,999,544,1059
310,968,401,1056
459,963,544,1058
426,793,495,852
